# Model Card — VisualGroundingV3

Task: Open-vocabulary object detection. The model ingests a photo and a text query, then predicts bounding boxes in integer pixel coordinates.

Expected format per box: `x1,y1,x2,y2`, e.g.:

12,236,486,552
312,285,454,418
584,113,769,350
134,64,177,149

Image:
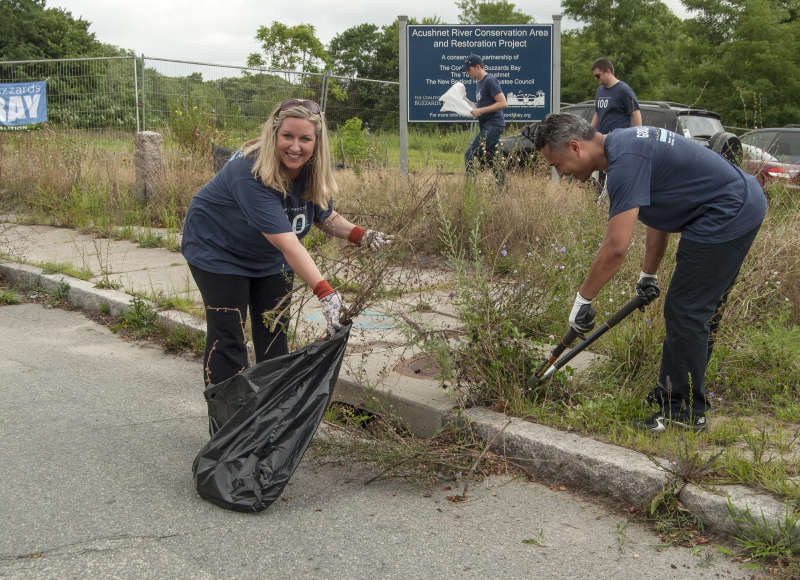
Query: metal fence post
133,55,140,132
140,54,147,131
320,70,330,112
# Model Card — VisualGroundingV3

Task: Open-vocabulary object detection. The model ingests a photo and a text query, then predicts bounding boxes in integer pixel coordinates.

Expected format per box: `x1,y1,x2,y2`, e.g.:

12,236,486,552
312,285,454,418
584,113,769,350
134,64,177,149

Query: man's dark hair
533,113,597,152
591,58,614,73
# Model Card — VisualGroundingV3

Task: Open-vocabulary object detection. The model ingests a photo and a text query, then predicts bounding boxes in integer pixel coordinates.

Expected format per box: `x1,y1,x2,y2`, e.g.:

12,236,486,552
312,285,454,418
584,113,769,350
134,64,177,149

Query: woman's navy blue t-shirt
181,154,333,277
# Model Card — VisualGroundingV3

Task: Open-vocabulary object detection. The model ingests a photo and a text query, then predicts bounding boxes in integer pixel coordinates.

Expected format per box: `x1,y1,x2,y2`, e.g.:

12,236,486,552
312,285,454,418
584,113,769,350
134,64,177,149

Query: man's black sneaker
670,415,707,432
633,413,707,432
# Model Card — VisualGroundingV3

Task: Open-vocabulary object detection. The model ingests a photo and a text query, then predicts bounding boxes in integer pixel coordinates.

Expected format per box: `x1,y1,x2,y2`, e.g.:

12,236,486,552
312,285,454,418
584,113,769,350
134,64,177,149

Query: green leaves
456,0,534,24
252,22,329,73
0,0,122,60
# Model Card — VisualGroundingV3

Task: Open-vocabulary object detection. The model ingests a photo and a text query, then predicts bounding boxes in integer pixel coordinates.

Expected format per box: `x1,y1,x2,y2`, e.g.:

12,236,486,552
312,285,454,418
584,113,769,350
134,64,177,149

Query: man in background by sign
463,53,507,184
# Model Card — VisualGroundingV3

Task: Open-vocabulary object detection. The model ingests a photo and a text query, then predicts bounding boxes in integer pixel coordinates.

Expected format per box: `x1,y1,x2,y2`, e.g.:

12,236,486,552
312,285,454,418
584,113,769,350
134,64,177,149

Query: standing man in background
590,58,642,134
590,58,641,194
463,53,508,184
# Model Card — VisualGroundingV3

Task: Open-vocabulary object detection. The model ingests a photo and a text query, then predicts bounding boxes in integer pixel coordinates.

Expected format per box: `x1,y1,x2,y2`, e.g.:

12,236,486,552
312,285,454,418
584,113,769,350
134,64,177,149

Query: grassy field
1,129,798,521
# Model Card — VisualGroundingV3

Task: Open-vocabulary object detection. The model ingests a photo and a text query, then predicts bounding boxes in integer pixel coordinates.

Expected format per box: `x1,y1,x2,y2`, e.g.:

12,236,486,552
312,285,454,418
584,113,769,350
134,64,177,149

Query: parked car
498,101,742,167
739,127,800,190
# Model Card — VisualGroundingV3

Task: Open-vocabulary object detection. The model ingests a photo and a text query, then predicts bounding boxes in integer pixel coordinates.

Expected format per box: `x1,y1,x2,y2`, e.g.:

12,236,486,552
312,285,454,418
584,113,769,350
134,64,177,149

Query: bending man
534,113,766,432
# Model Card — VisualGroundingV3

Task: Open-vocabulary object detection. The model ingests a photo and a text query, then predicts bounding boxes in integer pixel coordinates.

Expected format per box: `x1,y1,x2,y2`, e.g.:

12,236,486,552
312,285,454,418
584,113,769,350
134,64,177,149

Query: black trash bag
192,324,351,512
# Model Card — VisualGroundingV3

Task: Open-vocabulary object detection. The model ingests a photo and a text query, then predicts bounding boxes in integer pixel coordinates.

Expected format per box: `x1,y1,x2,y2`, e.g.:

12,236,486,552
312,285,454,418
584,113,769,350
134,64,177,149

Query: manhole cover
394,355,440,379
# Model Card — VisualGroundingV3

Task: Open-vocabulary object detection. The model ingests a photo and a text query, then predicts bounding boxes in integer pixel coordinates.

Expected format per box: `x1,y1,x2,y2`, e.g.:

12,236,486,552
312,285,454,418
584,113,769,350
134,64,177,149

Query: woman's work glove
348,226,394,250
635,271,660,309
313,280,344,337
568,292,596,337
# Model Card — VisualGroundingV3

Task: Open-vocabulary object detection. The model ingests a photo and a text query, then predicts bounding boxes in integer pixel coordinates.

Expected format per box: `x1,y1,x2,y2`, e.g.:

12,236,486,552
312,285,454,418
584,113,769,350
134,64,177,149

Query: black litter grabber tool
528,295,647,387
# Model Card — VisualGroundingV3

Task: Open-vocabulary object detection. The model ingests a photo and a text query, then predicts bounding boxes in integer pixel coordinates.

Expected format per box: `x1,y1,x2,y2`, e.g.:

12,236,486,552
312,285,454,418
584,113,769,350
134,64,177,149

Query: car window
741,143,777,163
771,133,800,163
641,110,668,129
741,131,778,153
675,115,724,138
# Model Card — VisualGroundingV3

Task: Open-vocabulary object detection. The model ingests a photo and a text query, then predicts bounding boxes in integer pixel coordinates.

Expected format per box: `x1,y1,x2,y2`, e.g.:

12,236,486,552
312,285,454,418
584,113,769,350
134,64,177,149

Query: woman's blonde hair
242,99,337,208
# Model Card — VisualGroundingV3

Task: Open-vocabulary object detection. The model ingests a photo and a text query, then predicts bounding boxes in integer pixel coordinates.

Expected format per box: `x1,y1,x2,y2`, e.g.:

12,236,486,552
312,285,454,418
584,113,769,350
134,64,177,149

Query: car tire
709,131,743,166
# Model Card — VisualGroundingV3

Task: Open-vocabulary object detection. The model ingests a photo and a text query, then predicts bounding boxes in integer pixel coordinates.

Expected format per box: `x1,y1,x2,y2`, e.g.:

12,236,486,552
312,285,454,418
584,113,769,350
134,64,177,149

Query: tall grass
0,130,213,233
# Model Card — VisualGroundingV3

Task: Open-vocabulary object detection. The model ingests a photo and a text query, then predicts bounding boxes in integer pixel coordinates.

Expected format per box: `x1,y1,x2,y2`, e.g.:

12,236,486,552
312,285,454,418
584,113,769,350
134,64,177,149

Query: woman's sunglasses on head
279,99,321,114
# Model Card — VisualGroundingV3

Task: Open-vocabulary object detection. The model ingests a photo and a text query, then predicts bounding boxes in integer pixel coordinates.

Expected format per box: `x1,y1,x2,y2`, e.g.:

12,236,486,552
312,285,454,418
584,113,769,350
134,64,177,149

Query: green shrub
340,117,366,169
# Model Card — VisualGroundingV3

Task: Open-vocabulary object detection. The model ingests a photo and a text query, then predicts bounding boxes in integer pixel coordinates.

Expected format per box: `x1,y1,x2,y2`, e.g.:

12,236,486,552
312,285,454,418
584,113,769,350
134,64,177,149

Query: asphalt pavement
0,304,752,579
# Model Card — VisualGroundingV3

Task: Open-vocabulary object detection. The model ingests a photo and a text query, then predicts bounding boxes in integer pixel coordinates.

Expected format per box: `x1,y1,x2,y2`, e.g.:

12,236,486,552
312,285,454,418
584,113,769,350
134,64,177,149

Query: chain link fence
0,55,407,136
0,56,139,131
1,55,482,170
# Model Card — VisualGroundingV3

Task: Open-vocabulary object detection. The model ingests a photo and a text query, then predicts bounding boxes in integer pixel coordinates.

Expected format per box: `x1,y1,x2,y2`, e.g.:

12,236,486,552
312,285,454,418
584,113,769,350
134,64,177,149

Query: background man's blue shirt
475,74,505,128
595,81,639,134
181,155,333,277
605,127,766,243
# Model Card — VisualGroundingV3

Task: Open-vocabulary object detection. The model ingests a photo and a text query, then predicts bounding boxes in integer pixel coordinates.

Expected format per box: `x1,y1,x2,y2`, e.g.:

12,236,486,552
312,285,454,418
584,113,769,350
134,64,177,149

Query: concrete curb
461,407,674,508
1,259,797,543
0,261,199,333
460,406,799,542
680,483,800,541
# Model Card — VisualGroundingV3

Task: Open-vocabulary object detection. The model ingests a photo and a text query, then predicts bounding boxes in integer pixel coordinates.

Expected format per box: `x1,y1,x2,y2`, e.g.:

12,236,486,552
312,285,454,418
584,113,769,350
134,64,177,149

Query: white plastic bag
439,82,476,118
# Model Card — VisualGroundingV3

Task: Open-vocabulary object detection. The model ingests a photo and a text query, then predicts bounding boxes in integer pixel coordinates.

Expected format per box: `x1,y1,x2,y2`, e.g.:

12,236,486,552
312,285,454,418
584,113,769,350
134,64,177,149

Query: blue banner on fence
407,25,552,123
0,81,48,127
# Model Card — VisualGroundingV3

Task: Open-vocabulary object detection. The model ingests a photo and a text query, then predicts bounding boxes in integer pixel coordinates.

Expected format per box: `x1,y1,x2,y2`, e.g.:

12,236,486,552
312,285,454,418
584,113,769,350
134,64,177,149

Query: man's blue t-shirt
181,155,333,277
605,126,766,244
475,74,505,128
595,81,639,134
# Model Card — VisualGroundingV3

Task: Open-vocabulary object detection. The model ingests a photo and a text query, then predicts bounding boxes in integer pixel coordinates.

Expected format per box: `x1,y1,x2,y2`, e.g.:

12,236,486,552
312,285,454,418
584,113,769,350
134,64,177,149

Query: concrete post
135,131,163,206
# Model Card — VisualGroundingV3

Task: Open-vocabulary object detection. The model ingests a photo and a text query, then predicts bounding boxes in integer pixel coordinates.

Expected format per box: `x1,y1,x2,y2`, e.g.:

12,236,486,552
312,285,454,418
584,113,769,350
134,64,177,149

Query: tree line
3,0,800,130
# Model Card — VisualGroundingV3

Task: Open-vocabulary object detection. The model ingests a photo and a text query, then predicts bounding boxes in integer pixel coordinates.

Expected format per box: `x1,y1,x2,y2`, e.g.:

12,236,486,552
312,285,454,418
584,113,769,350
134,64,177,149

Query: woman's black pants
189,265,293,386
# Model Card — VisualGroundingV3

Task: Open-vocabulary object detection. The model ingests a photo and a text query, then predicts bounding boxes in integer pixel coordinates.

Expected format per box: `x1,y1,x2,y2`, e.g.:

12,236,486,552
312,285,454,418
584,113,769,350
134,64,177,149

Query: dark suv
498,101,742,167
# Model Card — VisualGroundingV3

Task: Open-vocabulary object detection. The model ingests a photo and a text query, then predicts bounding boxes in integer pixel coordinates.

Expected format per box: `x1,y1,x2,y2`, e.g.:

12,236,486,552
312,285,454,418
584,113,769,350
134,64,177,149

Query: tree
328,24,381,78
560,0,685,100
0,0,123,60
559,30,601,105
675,0,800,126
456,0,533,23
247,22,329,73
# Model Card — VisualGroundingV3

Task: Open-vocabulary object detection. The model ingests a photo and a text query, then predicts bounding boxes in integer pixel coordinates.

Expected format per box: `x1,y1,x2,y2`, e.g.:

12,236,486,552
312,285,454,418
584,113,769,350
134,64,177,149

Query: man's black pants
189,265,293,386
655,226,760,417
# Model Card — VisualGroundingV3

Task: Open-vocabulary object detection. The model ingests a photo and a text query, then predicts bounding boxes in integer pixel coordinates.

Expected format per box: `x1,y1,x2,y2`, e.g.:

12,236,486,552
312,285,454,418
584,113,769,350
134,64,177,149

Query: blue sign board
407,25,552,123
0,81,48,127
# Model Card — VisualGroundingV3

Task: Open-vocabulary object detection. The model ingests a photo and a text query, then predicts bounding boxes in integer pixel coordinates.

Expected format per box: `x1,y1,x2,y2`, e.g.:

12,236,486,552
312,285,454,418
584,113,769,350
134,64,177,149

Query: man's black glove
569,292,596,337
635,271,660,310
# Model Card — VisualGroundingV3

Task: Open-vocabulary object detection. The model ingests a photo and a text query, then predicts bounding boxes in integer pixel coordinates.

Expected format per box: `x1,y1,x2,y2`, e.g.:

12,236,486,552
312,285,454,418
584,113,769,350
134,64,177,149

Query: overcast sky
49,0,691,68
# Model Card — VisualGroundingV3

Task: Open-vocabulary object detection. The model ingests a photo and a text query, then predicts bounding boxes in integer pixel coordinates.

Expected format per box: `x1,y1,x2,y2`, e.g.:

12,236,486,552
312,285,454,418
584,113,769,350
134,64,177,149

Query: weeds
164,324,205,356
729,500,800,562
615,521,629,553
521,528,546,547
313,403,519,489
648,485,708,547
113,295,158,338
39,261,92,281
0,285,22,304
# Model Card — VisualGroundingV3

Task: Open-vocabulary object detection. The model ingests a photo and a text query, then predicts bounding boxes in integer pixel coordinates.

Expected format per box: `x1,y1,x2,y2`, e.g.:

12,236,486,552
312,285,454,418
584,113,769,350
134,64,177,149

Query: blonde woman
182,98,391,387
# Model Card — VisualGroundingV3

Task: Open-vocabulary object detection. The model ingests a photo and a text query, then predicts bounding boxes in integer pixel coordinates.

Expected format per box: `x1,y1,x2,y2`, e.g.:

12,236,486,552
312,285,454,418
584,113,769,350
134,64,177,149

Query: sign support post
398,16,409,176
